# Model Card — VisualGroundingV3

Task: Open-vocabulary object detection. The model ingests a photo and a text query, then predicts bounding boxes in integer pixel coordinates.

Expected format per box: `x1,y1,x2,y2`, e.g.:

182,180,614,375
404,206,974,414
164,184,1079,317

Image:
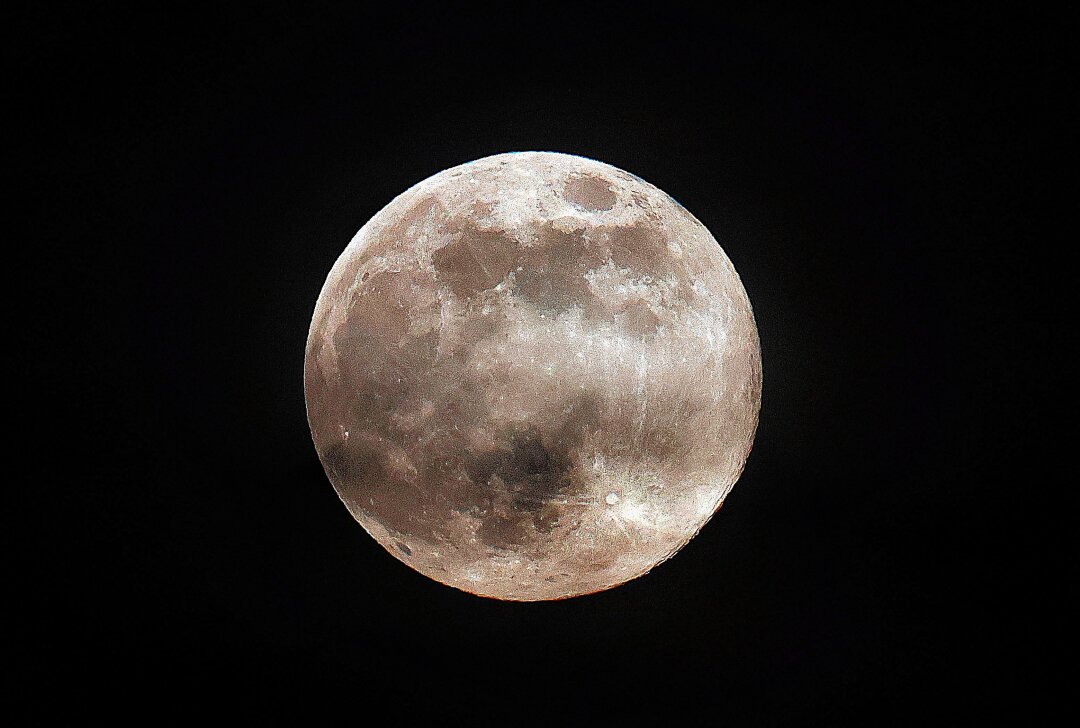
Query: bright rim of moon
305,152,761,601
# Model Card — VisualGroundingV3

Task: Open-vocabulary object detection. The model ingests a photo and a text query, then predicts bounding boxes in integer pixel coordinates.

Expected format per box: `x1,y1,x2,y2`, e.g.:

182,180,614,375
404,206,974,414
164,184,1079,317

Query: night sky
13,5,1062,721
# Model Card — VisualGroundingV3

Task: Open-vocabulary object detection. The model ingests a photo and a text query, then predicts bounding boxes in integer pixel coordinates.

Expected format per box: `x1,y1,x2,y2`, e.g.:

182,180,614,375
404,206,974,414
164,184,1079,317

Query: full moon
305,152,761,600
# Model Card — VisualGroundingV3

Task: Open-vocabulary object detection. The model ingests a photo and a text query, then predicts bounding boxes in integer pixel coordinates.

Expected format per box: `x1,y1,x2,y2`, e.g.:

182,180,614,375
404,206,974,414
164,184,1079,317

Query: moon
305,152,761,600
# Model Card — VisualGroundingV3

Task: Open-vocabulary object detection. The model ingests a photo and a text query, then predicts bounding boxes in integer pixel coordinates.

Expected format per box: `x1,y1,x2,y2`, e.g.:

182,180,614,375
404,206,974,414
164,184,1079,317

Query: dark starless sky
12,4,1064,721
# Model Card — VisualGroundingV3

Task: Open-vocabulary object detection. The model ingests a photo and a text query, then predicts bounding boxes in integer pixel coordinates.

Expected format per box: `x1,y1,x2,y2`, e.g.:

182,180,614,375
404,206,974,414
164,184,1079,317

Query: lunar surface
305,152,761,600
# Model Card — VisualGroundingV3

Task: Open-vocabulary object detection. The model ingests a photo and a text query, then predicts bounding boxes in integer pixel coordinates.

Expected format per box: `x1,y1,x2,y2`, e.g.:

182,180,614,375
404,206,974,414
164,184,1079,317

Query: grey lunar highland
305,152,761,600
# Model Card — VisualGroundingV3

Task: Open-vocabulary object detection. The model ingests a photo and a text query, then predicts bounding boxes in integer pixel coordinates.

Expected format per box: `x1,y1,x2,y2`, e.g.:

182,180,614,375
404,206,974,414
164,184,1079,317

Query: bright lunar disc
305,152,761,600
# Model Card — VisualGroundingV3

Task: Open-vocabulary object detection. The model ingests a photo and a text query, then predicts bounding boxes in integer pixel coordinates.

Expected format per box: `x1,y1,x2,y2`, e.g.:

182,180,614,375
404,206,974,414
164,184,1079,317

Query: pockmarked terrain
305,152,761,600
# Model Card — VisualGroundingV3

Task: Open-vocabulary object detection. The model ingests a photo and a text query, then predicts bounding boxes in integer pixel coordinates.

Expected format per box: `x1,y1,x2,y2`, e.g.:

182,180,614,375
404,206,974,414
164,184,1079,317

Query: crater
563,174,617,211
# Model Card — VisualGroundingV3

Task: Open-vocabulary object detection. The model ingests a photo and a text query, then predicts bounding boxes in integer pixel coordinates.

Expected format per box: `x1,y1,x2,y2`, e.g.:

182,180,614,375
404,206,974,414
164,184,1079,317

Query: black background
14,4,1063,722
